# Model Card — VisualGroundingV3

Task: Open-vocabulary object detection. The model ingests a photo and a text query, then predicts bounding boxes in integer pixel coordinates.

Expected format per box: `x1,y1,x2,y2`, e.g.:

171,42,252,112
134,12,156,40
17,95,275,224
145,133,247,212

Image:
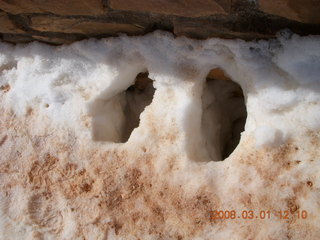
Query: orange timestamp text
210,210,308,220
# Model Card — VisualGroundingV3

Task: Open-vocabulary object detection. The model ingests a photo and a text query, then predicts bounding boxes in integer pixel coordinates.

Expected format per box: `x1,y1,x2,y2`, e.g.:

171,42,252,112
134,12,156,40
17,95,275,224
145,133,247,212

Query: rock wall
0,0,320,44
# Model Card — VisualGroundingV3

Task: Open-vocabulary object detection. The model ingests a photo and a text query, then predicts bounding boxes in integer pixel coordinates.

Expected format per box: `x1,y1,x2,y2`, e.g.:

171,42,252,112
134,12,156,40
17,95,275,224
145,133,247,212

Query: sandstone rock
31,35,78,45
1,33,34,43
207,68,231,81
0,0,105,16
173,17,275,39
109,0,231,17
260,0,320,24
29,16,145,36
0,0,320,45
0,12,24,34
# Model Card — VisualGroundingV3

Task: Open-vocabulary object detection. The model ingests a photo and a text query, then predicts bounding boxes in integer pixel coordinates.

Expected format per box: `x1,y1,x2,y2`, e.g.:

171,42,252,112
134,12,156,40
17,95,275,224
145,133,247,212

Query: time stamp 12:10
210,210,308,220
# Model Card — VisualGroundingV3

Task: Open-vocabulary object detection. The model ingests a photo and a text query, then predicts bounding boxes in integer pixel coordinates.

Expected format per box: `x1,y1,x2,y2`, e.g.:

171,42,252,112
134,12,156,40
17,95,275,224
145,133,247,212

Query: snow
1,32,319,151
0,30,320,240
254,126,285,148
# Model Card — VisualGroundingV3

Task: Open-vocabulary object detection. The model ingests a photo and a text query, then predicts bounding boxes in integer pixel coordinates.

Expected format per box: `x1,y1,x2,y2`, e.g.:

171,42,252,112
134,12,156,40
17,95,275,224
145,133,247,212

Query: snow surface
0,31,319,151
0,31,320,240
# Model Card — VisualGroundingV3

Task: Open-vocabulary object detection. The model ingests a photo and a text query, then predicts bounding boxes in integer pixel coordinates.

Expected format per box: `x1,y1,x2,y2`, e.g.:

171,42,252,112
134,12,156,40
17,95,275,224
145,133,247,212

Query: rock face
29,16,145,35
0,12,25,34
260,0,320,24
109,0,231,17
0,0,105,15
0,32,320,239
0,0,320,44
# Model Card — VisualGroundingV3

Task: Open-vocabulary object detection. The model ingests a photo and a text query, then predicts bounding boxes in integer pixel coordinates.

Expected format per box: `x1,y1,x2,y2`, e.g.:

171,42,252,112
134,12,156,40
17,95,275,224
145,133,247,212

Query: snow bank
0,31,320,239
1,32,319,150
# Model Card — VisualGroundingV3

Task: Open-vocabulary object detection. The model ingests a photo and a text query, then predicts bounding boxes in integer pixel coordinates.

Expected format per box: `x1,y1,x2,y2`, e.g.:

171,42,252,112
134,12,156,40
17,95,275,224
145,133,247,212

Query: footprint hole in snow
202,68,247,161
90,72,155,143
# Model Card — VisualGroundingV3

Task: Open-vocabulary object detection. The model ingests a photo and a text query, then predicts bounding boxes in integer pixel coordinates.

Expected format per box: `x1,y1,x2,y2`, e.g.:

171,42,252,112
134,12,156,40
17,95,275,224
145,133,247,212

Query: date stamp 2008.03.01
210,210,308,221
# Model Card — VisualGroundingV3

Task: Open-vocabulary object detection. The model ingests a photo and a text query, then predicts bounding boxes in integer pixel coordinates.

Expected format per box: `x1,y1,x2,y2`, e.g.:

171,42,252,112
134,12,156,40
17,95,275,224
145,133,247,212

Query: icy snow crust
0,32,320,239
